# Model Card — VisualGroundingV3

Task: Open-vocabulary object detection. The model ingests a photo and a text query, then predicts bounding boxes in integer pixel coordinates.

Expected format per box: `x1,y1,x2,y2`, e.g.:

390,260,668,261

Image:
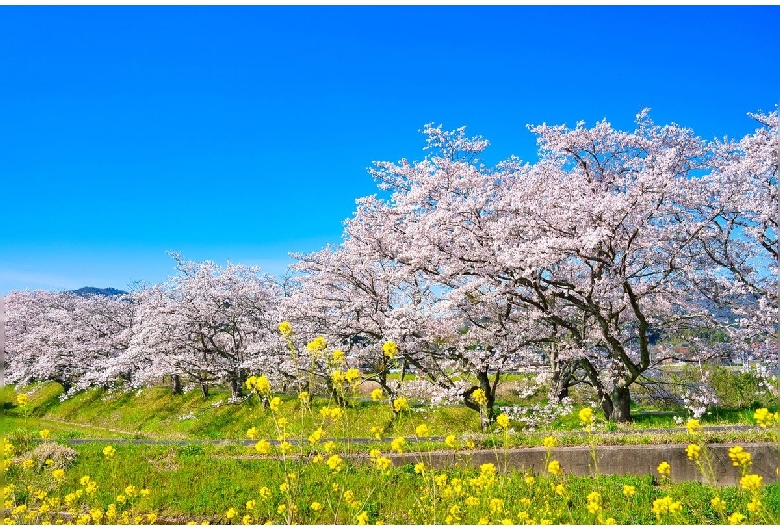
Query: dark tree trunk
200,382,209,399
172,374,182,395
229,378,242,400
609,385,632,422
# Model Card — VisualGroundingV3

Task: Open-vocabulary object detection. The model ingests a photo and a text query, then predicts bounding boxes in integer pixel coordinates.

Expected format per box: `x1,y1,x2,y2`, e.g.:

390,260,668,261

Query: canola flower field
4,378,779,525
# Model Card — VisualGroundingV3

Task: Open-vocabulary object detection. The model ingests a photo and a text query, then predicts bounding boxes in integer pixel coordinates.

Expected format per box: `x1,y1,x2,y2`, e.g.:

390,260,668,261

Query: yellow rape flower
259,487,271,500
496,413,510,429
269,396,282,411
345,368,361,383
554,484,566,496
279,441,293,454
246,427,259,440
414,462,425,474
415,424,430,438
524,475,535,487
747,498,762,513
393,397,410,413
371,388,384,401
326,454,343,472
686,418,703,435
308,427,325,445
21,459,34,470
728,446,752,469
445,434,458,448
547,460,561,476
711,496,726,511
307,336,327,354
489,498,504,514
39,429,51,440
278,321,292,337
578,407,594,427
728,512,746,525
623,484,636,497
323,440,336,454
246,499,256,510
753,407,776,428
298,391,310,405
586,491,602,513
472,388,487,406
543,436,556,448
739,474,762,491
355,511,369,525
225,508,237,520
382,341,398,358
310,502,323,512
255,439,271,454
390,437,406,453
686,443,702,462
657,461,671,479
16,394,29,407
51,469,65,480
103,445,116,458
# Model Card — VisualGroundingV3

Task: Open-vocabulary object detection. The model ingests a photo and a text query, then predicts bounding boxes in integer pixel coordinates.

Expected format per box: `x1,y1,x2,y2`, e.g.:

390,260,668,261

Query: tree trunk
229,378,242,400
200,382,209,399
609,385,632,422
549,360,573,402
172,374,182,395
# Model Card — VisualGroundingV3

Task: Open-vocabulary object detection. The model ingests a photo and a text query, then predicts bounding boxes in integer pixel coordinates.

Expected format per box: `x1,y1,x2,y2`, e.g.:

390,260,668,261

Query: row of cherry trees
4,110,777,422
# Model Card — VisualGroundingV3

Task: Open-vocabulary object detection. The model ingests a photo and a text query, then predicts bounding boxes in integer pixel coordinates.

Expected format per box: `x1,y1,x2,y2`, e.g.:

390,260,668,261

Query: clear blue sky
2,5,778,294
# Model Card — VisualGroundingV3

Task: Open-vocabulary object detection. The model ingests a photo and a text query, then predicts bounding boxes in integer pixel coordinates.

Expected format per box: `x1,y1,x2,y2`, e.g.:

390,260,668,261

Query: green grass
5,441,778,524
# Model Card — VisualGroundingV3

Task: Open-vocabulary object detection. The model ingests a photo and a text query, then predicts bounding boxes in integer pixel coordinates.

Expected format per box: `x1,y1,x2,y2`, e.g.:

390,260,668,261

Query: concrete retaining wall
384,443,779,486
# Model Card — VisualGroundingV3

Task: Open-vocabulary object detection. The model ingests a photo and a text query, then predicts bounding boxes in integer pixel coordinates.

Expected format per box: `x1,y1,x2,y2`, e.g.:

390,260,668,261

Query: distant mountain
70,286,128,297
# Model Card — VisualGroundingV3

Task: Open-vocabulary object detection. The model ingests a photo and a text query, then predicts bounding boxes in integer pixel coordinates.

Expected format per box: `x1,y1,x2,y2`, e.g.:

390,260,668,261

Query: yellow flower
586,491,602,513
657,461,671,478
355,511,369,525
332,349,345,364
323,440,336,454
246,375,271,395
480,463,496,476
22,458,34,470
225,508,237,520
753,408,774,428
307,336,327,354
496,413,510,429
746,498,761,513
51,469,65,480
414,462,425,474
415,424,430,438
554,484,566,496
279,441,293,454
578,407,594,426
547,460,561,476
328,407,344,420
739,474,762,491
489,498,504,514
728,446,752,469
711,496,726,511
728,512,746,525
269,396,282,411
686,443,702,462
255,439,271,454
331,370,346,386
310,501,323,512
279,482,289,493
374,456,392,471
298,391,310,404
16,394,29,407
382,341,399,358
103,445,116,458
604,517,616,525
326,454,343,472
345,368,361,383
371,388,384,401
472,388,487,406
465,496,480,508
278,321,292,337
524,475,535,487
390,437,406,453
246,427,259,440
259,487,271,500
246,499,256,510
116,494,126,504
308,427,325,445
445,434,458,448
686,418,703,435
241,514,253,525
623,484,636,497
39,429,51,440
542,436,556,448
393,397,410,413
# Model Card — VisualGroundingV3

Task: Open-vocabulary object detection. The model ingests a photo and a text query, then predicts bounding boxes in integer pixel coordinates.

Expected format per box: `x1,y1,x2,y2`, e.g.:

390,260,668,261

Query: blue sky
2,5,778,294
